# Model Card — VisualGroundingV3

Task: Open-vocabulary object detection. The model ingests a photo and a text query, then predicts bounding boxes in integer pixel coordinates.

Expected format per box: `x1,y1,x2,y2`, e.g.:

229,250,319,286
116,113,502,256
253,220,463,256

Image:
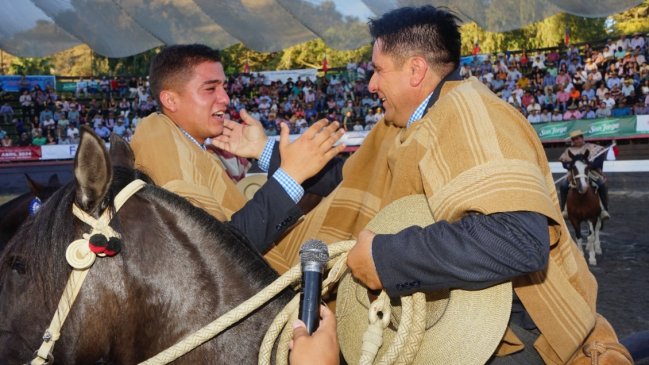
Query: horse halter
29,179,147,365
569,159,590,189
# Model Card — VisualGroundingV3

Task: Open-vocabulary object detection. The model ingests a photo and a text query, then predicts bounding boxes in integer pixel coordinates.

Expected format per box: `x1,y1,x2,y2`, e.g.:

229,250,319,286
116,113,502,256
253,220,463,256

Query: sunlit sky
304,0,376,20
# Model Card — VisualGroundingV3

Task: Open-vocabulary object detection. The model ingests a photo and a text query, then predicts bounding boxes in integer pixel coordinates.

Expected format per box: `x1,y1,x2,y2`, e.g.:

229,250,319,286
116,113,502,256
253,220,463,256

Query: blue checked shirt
256,139,304,203
180,127,303,204
407,92,434,128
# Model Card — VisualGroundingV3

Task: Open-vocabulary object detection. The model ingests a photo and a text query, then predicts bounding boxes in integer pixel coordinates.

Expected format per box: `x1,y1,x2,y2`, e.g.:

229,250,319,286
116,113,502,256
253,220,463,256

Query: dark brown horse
0,128,291,364
0,174,62,251
566,150,603,266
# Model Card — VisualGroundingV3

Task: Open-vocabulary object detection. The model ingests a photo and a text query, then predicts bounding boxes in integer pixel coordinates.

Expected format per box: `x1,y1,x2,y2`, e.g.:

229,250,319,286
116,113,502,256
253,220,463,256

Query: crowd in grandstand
1,32,648,148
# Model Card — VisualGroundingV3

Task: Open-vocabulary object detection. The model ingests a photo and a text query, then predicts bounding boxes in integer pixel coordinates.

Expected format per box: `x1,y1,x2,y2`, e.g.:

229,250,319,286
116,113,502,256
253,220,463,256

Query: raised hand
211,109,268,159
278,119,346,184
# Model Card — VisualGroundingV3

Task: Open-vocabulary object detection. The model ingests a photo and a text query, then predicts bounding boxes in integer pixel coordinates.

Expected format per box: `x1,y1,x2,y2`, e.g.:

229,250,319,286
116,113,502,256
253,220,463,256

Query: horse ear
24,174,43,195
109,133,134,169
568,150,575,159
584,149,590,159
74,126,112,213
48,174,61,188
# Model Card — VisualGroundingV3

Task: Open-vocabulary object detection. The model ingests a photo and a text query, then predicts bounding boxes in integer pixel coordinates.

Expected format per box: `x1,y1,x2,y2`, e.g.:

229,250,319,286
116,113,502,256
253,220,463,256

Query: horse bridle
568,159,590,189
28,179,147,365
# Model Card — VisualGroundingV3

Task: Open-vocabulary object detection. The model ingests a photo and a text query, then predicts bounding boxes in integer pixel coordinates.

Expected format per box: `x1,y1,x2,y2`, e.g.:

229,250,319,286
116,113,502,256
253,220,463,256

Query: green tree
9,57,53,75
611,0,649,35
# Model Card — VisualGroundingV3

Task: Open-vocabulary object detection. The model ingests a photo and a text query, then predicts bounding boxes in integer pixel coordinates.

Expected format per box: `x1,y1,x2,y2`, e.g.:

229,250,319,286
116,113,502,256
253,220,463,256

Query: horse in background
0,129,291,364
566,150,603,266
0,174,62,251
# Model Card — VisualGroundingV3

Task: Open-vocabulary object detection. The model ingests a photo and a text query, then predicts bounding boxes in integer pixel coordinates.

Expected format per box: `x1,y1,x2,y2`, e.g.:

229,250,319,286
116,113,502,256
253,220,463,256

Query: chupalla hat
235,173,267,200
336,194,512,364
569,129,585,138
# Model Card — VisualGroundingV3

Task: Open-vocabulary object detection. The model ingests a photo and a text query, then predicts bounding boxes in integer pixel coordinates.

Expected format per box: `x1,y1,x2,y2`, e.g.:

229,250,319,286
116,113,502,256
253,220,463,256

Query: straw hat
569,129,585,139
336,194,512,364
235,173,267,200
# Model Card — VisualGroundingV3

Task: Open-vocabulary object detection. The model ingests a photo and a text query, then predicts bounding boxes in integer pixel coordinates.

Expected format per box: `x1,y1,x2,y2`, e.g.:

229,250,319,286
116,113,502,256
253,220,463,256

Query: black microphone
298,239,329,335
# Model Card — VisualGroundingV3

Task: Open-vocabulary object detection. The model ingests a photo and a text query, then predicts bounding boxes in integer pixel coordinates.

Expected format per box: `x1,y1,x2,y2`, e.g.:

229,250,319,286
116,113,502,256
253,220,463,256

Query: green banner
533,116,641,142
57,82,77,93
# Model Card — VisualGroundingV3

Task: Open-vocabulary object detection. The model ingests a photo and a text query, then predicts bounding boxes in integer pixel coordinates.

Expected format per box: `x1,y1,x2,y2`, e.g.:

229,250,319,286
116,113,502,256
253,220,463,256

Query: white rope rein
29,179,146,365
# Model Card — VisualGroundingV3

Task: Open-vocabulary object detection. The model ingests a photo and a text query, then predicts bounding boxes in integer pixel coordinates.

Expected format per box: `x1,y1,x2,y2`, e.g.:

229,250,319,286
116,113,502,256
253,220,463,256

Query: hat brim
336,194,512,364
236,173,267,200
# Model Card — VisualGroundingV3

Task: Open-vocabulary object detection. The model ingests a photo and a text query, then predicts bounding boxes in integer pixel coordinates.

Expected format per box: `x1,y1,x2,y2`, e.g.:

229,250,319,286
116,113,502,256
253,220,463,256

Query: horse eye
6,256,27,275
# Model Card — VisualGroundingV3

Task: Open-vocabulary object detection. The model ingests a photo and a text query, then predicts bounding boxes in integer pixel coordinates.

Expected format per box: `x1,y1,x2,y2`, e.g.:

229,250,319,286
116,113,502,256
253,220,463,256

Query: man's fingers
292,320,309,341
278,122,290,150
303,119,328,139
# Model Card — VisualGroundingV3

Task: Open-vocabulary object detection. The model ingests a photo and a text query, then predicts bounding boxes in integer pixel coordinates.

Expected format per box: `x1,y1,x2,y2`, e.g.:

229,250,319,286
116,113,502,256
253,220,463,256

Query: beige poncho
268,78,598,364
130,113,246,221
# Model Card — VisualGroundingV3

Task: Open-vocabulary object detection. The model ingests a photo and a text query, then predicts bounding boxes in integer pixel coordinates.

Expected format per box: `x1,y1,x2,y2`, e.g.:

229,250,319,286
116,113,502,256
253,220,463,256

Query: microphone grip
299,270,323,335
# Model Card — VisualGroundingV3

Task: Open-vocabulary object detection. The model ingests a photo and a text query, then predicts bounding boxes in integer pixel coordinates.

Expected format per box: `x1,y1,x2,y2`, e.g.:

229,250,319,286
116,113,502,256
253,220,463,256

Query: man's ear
409,56,428,87
159,90,177,112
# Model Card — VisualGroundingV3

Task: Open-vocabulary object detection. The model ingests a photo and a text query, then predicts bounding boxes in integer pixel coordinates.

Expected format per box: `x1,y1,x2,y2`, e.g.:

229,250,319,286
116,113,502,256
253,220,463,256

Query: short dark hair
368,6,461,76
149,44,221,107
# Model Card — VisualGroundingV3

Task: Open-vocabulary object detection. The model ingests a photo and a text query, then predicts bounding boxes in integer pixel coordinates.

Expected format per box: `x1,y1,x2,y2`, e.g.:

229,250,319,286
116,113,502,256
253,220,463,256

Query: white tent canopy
0,0,643,58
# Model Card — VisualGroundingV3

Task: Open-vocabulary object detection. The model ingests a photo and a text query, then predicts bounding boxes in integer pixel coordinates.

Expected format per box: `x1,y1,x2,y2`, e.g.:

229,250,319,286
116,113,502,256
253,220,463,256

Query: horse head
0,174,63,251
568,150,592,194
0,127,290,364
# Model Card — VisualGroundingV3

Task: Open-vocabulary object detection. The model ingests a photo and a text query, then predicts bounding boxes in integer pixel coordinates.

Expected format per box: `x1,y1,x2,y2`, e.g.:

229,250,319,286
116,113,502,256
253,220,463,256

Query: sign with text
40,144,78,160
0,75,57,93
0,146,41,162
532,116,647,142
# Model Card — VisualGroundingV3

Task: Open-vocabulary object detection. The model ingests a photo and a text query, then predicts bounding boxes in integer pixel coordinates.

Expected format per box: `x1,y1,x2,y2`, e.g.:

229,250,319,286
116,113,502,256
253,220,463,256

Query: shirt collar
178,125,207,151
406,68,462,128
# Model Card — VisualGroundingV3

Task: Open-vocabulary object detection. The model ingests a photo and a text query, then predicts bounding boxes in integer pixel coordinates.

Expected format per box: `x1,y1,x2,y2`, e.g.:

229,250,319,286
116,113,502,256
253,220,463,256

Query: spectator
18,132,31,146
94,122,111,141
551,108,564,121
31,130,46,146
611,100,632,117
527,106,542,123
563,104,583,120
0,102,13,124
19,90,33,122
1,133,13,147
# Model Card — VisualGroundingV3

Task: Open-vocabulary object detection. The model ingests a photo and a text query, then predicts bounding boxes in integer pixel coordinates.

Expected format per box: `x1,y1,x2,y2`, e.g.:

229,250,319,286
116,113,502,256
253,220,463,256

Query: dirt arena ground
589,188,649,339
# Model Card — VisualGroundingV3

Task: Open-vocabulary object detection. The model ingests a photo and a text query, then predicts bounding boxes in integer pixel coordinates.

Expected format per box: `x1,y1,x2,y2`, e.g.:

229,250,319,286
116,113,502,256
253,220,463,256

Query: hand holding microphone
298,239,329,334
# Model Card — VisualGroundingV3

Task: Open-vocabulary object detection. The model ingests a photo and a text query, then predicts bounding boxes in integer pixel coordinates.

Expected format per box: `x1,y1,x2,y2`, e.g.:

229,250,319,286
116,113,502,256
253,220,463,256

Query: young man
131,44,345,255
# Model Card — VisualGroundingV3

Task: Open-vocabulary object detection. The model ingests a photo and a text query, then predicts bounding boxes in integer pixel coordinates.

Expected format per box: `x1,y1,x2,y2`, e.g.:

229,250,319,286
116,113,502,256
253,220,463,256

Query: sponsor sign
0,75,57,92
0,146,41,162
532,116,645,142
40,144,78,160
255,69,318,85
637,115,649,133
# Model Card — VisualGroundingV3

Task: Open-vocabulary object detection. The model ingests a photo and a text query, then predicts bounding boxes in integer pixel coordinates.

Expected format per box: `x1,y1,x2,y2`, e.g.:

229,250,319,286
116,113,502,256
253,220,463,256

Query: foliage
220,39,371,74
611,0,649,35
460,13,607,55
8,57,53,75
1,0,647,75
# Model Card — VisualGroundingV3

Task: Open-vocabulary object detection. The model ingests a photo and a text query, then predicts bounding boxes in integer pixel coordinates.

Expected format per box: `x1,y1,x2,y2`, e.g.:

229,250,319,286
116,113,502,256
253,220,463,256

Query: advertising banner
40,144,78,160
637,115,649,133
256,69,318,85
532,116,646,142
0,75,57,93
0,146,42,162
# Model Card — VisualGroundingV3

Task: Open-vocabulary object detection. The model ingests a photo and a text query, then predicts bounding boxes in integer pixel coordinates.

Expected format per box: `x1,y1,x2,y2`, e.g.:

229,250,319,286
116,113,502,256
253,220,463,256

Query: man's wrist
258,138,276,172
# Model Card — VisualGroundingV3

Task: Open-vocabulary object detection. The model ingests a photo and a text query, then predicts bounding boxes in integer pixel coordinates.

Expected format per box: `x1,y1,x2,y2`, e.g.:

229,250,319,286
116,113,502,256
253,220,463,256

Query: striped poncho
268,78,598,364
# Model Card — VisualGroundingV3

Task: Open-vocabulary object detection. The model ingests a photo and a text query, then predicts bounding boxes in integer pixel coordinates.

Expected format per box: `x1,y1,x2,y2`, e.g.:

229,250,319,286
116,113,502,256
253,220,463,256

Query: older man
221,6,627,364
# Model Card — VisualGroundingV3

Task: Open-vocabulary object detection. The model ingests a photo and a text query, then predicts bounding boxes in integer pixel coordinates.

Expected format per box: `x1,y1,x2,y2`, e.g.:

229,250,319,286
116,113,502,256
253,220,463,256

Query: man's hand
347,229,383,290
279,119,345,184
289,305,339,365
211,109,268,159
